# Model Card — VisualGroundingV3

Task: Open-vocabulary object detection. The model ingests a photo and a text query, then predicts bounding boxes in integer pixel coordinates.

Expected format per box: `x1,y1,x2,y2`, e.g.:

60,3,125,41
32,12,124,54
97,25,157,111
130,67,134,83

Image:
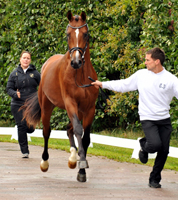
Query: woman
6,50,41,158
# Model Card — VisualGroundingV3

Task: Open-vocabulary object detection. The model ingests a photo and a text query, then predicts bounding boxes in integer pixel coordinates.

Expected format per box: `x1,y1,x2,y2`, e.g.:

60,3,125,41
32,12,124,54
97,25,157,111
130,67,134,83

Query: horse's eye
67,34,70,39
83,33,88,39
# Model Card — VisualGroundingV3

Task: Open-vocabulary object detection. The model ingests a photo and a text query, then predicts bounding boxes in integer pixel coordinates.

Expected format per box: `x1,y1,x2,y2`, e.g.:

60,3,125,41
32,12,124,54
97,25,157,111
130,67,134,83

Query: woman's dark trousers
11,104,34,154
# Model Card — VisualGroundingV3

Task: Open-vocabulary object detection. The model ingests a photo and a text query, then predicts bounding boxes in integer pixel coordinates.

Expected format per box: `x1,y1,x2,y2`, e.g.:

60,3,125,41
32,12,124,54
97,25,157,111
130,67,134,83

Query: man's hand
91,80,103,89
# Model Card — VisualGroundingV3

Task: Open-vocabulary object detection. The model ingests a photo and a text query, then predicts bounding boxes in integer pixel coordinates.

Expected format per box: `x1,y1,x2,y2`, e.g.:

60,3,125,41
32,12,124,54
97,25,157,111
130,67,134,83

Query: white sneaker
22,153,29,158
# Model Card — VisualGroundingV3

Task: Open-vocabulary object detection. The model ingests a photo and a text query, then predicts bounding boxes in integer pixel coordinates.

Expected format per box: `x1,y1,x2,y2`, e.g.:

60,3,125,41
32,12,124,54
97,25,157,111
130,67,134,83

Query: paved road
0,142,178,200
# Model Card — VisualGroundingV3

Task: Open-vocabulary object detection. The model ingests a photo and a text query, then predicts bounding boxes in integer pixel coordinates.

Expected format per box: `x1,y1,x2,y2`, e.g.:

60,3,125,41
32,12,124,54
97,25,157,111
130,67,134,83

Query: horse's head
66,11,89,69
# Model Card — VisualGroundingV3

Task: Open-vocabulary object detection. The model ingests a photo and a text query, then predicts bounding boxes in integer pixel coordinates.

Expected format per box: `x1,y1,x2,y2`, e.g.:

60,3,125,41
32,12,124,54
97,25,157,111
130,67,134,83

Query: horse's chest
77,91,94,110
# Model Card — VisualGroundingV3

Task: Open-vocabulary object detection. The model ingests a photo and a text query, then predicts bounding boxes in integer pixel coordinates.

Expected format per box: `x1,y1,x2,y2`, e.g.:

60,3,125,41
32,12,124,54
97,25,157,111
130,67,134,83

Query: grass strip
0,135,178,172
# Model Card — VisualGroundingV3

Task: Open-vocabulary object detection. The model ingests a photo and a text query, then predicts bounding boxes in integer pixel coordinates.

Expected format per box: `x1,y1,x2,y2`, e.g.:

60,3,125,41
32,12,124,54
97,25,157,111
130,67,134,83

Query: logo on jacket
30,73,34,78
159,83,166,89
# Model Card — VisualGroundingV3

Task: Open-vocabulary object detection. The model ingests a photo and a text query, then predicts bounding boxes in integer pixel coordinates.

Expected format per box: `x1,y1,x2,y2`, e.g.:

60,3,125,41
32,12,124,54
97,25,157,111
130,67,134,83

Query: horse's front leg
68,114,87,167
67,117,88,182
67,122,78,169
77,107,95,182
66,103,89,182
76,125,91,182
72,114,88,167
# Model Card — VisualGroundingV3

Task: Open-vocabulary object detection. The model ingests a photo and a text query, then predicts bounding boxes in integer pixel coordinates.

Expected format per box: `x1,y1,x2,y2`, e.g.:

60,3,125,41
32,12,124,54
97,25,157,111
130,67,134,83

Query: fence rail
0,127,178,159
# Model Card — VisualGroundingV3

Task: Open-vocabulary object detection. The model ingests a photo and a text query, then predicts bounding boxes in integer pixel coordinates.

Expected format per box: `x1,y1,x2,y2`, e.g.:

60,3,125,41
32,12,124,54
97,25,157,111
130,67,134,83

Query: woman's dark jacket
6,64,41,106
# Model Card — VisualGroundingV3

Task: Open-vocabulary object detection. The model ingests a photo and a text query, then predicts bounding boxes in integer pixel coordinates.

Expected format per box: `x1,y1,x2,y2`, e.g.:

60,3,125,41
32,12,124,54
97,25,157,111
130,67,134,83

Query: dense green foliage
1,0,178,134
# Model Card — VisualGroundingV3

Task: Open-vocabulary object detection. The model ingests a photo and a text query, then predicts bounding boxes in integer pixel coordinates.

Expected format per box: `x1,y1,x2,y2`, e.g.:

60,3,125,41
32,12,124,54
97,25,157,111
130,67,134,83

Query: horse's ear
67,11,73,21
81,11,86,21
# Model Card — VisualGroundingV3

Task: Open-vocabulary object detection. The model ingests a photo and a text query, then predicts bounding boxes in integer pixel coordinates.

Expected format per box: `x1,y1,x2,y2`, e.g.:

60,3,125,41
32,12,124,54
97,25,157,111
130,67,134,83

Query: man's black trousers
140,118,172,183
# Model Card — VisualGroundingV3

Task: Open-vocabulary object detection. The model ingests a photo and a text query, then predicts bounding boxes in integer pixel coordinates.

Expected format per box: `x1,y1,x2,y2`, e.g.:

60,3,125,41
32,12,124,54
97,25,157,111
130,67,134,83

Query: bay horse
23,11,99,182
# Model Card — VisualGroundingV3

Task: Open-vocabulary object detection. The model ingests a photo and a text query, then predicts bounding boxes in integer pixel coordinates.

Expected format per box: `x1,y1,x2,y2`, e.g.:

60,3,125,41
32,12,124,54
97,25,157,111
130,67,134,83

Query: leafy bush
1,0,178,133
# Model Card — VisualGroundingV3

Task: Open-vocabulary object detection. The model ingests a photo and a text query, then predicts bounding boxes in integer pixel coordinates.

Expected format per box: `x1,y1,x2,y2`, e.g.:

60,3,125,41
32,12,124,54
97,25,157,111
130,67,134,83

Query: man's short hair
146,47,165,65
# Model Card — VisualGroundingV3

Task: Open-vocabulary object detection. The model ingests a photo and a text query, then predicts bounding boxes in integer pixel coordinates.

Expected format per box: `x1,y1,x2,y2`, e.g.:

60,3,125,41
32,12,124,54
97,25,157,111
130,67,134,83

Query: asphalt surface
0,142,178,200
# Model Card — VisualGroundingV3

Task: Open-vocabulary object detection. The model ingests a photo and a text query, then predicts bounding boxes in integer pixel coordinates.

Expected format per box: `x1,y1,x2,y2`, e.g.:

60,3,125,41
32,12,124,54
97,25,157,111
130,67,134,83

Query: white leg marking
40,160,49,170
69,147,77,162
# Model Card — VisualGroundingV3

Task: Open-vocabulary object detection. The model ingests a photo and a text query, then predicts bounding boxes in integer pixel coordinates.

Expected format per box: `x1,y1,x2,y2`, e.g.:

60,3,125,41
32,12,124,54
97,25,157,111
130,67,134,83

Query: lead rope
75,74,112,109
88,76,112,110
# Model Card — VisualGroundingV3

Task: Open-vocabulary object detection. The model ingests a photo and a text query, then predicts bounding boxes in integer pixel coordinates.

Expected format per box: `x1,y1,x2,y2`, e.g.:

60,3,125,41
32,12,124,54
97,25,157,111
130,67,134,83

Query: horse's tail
21,92,41,128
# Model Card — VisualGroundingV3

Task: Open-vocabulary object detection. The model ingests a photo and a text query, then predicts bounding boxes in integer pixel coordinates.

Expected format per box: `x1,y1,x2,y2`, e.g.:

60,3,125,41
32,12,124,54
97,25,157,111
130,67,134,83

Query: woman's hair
146,47,165,65
20,50,31,59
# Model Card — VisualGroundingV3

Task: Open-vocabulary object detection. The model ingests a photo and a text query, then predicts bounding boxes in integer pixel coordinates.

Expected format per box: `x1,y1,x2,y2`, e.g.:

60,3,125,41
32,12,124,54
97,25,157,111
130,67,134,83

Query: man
92,47,178,188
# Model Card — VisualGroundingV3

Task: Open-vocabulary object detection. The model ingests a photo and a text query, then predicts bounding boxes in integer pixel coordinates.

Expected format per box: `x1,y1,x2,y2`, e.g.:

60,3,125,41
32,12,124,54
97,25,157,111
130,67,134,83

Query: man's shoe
139,149,148,164
149,181,161,188
22,153,29,158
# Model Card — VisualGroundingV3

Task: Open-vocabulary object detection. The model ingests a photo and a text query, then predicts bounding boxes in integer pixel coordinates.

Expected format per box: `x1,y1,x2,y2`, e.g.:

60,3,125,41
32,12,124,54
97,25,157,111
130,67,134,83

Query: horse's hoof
78,160,89,169
40,160,49,172
68,160,77,169
77,173,86,182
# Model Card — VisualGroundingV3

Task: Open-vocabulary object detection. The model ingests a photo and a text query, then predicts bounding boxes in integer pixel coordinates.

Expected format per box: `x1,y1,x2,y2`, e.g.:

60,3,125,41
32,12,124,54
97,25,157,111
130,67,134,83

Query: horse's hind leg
39,95,54,172
67,122,78,169
40,119,51,172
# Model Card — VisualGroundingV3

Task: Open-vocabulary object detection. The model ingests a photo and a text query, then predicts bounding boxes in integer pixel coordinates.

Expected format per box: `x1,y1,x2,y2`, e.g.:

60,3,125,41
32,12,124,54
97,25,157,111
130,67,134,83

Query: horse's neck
84,48,93,68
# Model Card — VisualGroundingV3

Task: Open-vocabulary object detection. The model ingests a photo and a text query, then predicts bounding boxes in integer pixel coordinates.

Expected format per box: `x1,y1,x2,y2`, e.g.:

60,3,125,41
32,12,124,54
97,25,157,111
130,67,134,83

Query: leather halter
66,23,89,65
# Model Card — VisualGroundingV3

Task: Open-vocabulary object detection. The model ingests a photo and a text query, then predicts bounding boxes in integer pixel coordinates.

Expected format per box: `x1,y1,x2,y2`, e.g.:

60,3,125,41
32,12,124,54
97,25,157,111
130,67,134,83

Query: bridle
66,22,112,110
66,23,89,66
66,22,91,88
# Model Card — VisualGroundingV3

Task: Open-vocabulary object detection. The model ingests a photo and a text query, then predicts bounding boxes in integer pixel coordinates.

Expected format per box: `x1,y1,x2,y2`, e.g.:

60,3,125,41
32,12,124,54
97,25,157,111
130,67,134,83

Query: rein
76,76,112,110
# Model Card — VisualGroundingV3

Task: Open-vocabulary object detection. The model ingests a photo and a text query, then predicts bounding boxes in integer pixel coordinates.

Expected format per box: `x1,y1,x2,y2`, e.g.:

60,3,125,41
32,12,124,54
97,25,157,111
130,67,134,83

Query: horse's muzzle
71,59,82,69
